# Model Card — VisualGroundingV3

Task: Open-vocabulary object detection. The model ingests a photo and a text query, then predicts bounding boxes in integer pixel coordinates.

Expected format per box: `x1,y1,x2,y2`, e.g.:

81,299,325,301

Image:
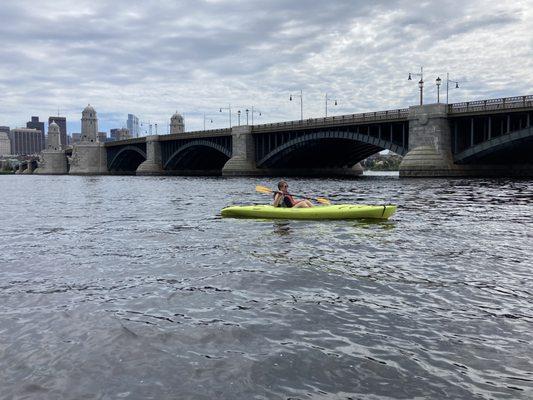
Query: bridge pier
69,143,108,175
400,104,460,177
136,135,164,175
222,126,260,176
36,151,68,174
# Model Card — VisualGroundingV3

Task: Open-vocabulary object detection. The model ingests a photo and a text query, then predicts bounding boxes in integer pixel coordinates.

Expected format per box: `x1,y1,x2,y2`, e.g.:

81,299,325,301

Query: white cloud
0,0,531,133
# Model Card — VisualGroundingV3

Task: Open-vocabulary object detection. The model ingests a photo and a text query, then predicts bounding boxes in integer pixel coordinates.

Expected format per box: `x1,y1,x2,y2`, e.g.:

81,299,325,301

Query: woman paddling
272,180,313,208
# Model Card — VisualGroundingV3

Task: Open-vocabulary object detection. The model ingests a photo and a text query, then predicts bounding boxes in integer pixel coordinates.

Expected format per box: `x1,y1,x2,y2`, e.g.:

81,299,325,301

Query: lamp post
219,104,231,128
408,67,424,105
446,72,460,104
325,93,338,117
155,123,158,135
203,112,213,130
436,76,442,103
289,90,303,120
245,109,249,125
251,106,262,125
237,110,241,126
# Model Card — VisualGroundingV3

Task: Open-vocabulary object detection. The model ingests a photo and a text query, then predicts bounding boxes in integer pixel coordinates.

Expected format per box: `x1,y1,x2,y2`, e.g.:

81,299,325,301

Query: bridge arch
454,126,533,164
256,130,407,169
164,140,232,171
108,145,147,173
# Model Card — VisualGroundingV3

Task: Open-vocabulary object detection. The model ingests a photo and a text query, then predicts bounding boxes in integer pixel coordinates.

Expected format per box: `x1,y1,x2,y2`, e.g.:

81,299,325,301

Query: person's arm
272,192,283,207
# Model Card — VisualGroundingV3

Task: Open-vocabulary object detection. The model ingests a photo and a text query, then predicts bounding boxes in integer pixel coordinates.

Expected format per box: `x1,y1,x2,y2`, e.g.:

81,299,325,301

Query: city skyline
0,0,532,132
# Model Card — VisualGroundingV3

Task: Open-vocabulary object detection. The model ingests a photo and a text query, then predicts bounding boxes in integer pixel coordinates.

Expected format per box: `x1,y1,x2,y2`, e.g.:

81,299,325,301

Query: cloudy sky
0,0,532,134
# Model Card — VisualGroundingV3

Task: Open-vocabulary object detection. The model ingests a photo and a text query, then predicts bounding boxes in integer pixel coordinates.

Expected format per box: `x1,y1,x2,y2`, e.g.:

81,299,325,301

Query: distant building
97,132,107,142
170,111,184,134
71,133,81,144
48,116,67,148
127,114,140,138
0,126,9,134
0,131,11,155
10,128,43,155
110,128,130,141
26,116,45,152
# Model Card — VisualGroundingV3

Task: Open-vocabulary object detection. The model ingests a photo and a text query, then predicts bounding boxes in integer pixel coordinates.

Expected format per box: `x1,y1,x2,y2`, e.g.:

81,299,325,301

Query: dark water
0,174,532,400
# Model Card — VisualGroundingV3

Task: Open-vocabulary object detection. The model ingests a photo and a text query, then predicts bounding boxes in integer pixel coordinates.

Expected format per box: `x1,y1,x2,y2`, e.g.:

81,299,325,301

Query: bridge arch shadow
108,145,147,174
164,140,232,174
256,130,406,169
454,126,533,164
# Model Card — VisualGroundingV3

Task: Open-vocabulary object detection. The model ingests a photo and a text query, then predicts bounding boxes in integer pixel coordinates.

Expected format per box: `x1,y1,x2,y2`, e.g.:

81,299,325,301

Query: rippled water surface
1,174,532,399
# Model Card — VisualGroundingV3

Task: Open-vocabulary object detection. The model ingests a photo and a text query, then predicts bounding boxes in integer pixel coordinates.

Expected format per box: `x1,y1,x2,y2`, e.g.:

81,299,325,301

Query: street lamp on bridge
289,90,303,120
408,67,424,105
325,93,338,117
237,110,241,126
203,112,213,130
446,72,460,104
436,76,442,103
219,104,232,128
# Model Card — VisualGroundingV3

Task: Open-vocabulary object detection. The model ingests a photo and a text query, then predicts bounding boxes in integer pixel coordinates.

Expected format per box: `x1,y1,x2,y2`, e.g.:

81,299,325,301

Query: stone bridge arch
163,139,232,173
454,126,533,164
108,145,147,173
256,130,407,169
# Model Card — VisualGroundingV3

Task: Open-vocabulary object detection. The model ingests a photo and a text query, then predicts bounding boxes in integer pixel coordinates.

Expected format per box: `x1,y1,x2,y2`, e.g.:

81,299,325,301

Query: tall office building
48,116,67,148
127,114,139,138
10,128,43,155
0,126,9,134
26,116,45,152
0,131,11,155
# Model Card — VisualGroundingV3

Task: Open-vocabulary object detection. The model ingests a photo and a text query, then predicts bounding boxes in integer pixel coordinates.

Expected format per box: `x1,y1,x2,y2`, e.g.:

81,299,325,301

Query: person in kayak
272,180,313,208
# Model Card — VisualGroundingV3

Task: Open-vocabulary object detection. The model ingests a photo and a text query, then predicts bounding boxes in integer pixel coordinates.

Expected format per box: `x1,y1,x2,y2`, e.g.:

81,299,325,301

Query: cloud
0,0,531,133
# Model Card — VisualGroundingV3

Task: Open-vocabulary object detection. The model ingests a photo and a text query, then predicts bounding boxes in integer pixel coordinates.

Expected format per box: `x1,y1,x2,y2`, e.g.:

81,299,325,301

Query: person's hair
277,180,288,190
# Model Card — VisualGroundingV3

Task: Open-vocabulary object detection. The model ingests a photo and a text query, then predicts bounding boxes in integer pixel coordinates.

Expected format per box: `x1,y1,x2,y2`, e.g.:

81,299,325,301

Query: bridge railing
448,95,533,114
252,108,409,132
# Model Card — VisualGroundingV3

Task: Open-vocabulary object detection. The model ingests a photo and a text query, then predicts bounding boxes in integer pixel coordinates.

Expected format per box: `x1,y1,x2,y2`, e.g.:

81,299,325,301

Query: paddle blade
255,185,273,194
316,197,331,205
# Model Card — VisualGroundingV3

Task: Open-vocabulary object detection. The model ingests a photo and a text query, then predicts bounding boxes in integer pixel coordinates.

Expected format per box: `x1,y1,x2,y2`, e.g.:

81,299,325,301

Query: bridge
27,94,533,177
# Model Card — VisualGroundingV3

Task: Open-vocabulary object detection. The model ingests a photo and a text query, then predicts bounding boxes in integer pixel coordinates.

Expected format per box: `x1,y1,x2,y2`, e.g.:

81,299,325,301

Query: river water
0,174,532,400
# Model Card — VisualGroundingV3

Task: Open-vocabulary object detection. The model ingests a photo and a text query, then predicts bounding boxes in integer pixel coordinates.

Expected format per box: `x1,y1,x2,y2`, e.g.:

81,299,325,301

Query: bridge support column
35,151,68,175
69,142,108,175
137,135,164,175
222,126,260,176
400,104,460,177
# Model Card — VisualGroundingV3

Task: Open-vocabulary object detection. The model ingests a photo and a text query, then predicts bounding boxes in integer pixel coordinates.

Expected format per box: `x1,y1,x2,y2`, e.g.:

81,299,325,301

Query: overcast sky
0,0,532,134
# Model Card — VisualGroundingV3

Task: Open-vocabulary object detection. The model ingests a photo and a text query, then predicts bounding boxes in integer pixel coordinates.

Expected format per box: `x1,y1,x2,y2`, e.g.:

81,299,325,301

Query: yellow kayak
221,204,397,220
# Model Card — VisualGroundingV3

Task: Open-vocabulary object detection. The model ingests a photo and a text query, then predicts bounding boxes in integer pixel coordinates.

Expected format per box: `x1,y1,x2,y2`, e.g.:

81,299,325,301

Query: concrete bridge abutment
400,104,460,177
136,135,164,175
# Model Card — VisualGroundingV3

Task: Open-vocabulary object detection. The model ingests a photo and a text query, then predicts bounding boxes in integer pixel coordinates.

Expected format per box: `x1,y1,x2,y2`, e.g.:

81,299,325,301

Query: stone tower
47,120,62,150
35,119,68,174
69,104,107,175
170,111,184,134
81,104,98,142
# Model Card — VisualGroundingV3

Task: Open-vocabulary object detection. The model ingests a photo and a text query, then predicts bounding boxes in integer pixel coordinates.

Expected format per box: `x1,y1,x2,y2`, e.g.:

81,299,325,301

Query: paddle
255,185,331,205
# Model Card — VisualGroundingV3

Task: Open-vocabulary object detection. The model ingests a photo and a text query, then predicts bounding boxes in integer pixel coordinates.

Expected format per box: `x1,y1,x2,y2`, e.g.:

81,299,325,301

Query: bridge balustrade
449,95,533,114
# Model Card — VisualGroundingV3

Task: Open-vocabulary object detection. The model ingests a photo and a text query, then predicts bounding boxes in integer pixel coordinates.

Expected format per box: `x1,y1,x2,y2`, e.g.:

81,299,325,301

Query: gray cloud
0,0,531,133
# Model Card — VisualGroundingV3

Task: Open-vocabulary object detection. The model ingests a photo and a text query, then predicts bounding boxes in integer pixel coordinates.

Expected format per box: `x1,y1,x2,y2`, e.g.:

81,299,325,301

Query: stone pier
222,126,260,176
69,142,107,175
400,104,459,177
137,135,165,175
